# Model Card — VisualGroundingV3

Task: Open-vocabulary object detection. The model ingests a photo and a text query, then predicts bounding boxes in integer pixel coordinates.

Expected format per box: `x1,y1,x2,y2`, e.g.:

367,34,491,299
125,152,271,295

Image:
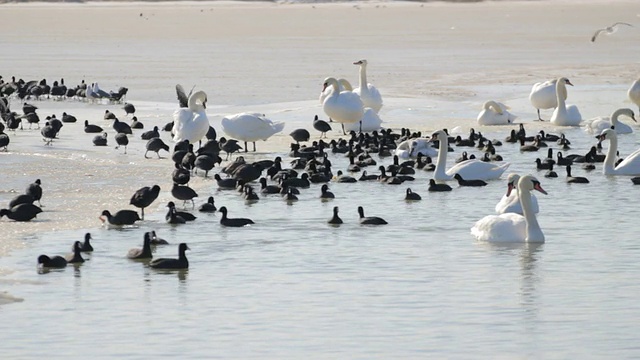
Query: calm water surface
2,106,640,358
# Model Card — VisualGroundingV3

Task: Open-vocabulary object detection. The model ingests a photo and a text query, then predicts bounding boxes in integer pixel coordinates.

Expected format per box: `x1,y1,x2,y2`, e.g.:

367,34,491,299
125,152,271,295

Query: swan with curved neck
353,59,383,113
584,108,636,134
173,90,209,144
431,129,510,182
471,175,547,243
319,78,352,104
550,77,582,126
627,78,640,115
477,100,517,126
495,173,539,215
322,77,364,133
597,128,640,175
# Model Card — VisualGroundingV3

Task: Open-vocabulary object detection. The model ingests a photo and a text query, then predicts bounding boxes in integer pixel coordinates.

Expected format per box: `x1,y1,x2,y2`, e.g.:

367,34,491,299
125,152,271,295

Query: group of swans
321,59,384,134
394,138,437,159
472,175,547,243
431,129,510,182
476,101,517,126
528,77,582,125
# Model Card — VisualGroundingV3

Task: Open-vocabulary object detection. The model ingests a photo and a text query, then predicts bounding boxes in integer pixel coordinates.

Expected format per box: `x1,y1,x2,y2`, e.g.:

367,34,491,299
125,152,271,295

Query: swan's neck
555,81,567,113
434,134,449,180
603,135,618,174
358,64,368,91
520,187,544,242
610,109,624,127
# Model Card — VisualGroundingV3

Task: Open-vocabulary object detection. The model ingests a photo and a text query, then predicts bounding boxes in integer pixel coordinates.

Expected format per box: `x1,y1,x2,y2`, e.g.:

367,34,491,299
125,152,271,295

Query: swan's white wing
446,160,510,181
221,113,284,142
172,108,194,142
471,213,526,242
583,117,610,134
615,147,640,174
495,194,539,215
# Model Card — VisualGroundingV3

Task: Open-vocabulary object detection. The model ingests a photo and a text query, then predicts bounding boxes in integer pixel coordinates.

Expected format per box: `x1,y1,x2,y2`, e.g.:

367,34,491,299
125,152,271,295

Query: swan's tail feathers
272,122,285,134
497,163,511,177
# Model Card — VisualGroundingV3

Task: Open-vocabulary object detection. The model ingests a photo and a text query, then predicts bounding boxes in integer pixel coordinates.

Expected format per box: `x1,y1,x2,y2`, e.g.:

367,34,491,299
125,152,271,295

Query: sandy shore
0,0,639,255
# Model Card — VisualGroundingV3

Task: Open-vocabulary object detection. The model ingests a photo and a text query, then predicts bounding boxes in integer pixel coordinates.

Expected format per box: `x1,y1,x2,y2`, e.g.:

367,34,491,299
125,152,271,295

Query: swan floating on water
529,79,564,121
583,108,636,134
221,112,285,152
394,138,437,159
550,77,582,126
597,128,640,175
471,175,547,243
173,88,209,144
322,77,364,134
319,78,352,105
628,78,640,114
353,59,383,113
431,129,510,182
476,100,517,126
343,108,382,133
495,173,539,215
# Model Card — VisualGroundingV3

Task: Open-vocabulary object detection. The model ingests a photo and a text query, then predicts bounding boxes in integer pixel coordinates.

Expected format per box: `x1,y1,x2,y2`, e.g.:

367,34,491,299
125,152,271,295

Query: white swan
628,78,640,114
431,129,510,182
319,78,352,105
583,108,636,134
476,100,517,126
322,77,364,134
221,112,285,152
353,59,383,113
495,173,539,215
394,138,438,159
471,175,547,243
172,90,209,144
550,77,582,126
343,108,382,133
529,79,563,120
597,128,640,175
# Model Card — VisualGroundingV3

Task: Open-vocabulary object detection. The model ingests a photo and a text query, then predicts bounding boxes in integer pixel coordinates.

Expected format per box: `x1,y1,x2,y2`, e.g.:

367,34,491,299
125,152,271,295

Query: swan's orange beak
566,80,574,86
353,60,363,65
506,182,515,197
534,183,548,195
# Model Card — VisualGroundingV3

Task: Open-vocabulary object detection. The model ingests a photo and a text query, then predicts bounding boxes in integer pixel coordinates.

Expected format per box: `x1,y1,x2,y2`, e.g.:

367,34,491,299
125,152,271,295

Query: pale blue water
2,113,640,358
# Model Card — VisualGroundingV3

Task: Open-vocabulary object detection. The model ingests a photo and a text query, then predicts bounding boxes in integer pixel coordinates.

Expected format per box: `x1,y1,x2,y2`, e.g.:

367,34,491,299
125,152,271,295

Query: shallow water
3,1,640,358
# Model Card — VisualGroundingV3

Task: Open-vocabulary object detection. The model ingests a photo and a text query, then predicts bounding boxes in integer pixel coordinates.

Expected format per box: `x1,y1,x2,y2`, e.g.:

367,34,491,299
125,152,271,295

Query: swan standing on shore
431,129,510,182
584,108,636,134
529,79,564,121
221,112,285,152
353,59,383,113
471,175,547,243
550,77,582,126
172,85,209,144
322,77,364,134
495,173,539,215
597,128,640,175
628,78,640,114
476,100,517,125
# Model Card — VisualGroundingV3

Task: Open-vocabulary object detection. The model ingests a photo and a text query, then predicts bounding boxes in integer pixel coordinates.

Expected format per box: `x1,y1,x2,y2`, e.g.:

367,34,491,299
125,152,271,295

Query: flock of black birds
1,78,635,273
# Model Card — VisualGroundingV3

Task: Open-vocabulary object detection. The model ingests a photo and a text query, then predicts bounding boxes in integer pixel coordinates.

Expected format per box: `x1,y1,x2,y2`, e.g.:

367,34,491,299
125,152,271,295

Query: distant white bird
628,78,640,114
476,100,517,126
172,86,209,144
319,78,352,105
591,22,633,42
221,112,284,152
353,59,383,113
